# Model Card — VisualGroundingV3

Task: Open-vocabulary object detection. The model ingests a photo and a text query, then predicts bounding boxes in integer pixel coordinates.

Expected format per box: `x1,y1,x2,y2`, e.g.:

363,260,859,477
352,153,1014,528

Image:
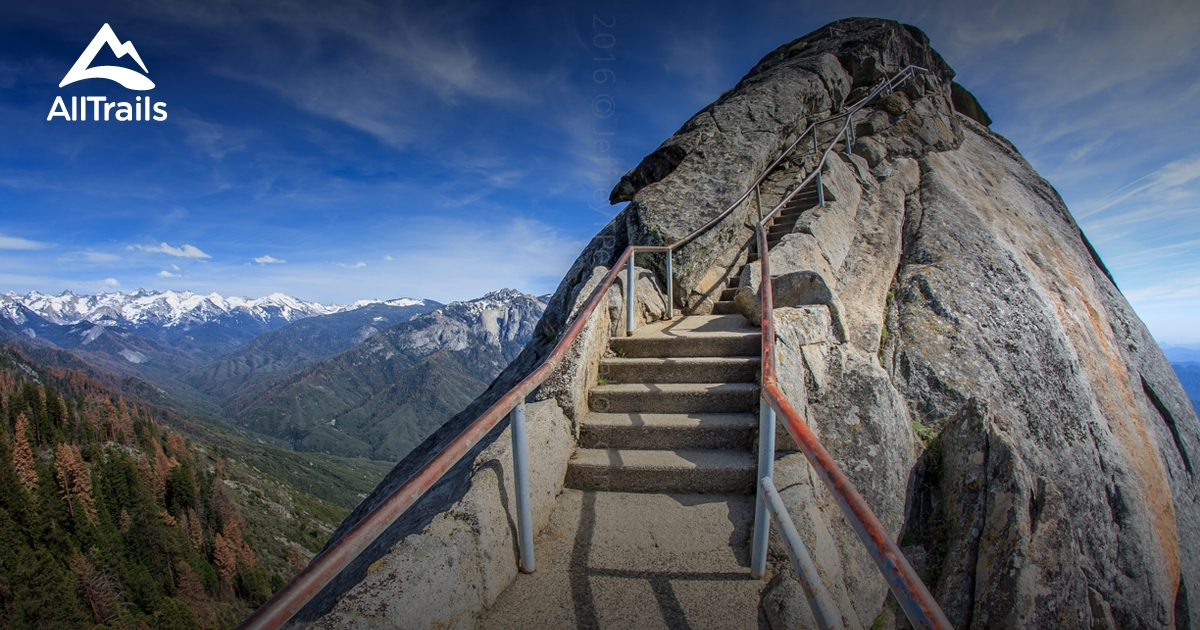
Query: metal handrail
654,66,927,325
747,66,953,630
237,245,660,629
239,63,942,630
759,476,844,630
668,67,922,251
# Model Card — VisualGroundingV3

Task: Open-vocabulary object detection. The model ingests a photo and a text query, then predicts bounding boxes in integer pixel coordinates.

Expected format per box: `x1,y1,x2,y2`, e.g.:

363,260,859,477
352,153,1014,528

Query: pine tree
212,534,237,600
186,506,203,551
68,552,123,625
12,414,37,493
54,443,97,525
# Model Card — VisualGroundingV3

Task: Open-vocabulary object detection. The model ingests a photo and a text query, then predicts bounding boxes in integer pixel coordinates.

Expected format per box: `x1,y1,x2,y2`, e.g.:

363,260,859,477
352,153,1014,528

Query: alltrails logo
47,24,167,122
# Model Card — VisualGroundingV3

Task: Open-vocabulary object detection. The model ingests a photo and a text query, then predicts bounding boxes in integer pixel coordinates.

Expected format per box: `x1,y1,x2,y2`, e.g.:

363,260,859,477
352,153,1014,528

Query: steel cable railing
238,64,948,630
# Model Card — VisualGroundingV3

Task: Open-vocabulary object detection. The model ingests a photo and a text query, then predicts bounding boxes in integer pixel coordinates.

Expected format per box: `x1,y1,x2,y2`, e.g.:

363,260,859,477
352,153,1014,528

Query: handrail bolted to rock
238,64,944,630
745,66,954,630
626,65,927,336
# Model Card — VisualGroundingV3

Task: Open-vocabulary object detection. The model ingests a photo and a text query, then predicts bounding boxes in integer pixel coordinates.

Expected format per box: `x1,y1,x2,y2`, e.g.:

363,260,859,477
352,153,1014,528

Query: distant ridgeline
0,345,310,629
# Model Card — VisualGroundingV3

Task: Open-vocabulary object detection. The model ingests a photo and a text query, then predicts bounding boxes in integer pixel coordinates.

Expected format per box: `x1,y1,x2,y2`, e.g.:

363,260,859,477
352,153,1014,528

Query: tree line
0,353,290,630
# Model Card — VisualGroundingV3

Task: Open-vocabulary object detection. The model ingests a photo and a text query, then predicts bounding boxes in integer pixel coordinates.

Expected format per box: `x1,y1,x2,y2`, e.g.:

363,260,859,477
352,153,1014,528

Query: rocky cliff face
606,17,1198,630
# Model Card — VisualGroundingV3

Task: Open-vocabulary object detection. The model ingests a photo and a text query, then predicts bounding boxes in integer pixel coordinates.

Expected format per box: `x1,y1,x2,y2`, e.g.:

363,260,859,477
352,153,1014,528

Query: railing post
761,477,844,630
813,132,824,207
510,400,535,573
751,395,776,578
626,253,636,336
846,115,854,158
665,252,674,320
755,183,763,222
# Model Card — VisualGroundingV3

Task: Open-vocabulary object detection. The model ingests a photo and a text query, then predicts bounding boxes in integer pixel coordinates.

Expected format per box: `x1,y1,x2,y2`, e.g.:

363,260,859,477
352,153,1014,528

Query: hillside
185,301,442,401
230,290,545,461
1173,362,1200,414
0,343,397,629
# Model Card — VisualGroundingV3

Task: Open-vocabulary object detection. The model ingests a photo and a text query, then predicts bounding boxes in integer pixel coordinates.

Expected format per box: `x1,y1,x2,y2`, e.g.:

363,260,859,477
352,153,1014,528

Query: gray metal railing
759,477,844,630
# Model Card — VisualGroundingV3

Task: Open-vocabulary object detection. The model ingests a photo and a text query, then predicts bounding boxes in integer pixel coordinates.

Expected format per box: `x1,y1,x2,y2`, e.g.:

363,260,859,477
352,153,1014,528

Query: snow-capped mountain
2,289,425,329
0,289,440,370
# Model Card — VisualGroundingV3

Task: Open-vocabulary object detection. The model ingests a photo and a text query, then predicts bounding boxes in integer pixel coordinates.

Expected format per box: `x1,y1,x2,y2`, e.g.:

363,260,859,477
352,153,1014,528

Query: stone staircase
565,314,762,495
712,180,822,315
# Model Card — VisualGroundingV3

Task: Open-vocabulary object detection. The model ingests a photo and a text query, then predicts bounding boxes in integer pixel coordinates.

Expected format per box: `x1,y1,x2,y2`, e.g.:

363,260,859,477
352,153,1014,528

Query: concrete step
477,489,761,629
712,301,740,315
599,356,760,384
611,315,759,358
566,448,757,493
578,412,756,450
589,382,758,413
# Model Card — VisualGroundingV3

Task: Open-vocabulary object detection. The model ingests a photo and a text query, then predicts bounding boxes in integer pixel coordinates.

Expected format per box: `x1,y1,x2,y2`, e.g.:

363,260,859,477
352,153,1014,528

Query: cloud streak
0,233,51,250
134,242,212,259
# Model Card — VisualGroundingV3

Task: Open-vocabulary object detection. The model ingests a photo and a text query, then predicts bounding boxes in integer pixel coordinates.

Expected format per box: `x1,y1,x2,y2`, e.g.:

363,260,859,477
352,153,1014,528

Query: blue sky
1,0,1197,344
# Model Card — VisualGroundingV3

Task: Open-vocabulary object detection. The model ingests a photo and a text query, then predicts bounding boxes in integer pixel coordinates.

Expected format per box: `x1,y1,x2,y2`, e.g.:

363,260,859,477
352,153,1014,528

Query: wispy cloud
1079,153,1200,218
157,270,182,277
334,261,366,269
57,250,119,262
253,255,286,264
178,117,251,160
133,242,212,259
0,233,51,250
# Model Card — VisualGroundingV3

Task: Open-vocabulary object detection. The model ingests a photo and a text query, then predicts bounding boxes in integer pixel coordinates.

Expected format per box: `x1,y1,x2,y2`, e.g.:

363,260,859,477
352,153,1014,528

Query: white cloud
157,270,182,277
135,242,212,259
254,255,286,264
384,255,393,261
171,264,180,270
334,261,367,269
0,233,51,250
97,278,120,288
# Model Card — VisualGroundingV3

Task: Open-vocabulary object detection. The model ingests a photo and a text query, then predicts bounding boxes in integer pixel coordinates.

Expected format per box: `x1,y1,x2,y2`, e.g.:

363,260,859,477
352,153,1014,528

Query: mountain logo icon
59,24,155,91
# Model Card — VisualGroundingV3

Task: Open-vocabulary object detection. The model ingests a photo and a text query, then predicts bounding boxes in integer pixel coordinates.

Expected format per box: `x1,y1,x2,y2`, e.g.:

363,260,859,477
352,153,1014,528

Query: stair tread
590,382,759,395
581,411,757,429
600,356,759,367
570,447,756,471
624,315,759,338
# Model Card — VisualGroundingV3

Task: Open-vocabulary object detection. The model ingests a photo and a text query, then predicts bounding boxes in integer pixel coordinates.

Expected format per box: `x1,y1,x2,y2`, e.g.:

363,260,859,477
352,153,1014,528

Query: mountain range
0,287,546,462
